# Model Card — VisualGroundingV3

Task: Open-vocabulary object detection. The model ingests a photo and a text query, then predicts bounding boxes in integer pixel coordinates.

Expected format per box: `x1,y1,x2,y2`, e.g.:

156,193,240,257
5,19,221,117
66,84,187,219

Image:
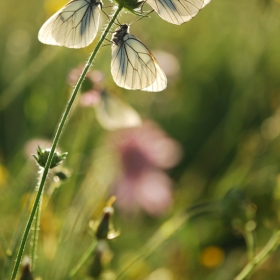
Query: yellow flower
199,246,225,268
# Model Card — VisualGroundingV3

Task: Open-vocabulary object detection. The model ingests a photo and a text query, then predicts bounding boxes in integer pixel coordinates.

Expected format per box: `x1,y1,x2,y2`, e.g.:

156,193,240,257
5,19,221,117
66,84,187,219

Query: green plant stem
114,212,189,280
67,240,98,279
30,171,43,271
234,230,280,280
0,228,11,280
3,184,34,280
244,229,256,262
0,229,8,256
10,6,123,280
30,196,42,271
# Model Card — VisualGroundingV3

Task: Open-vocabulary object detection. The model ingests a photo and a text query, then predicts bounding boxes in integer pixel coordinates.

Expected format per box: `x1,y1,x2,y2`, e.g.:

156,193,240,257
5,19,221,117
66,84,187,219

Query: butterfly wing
95,91,142,130
38,0,101,48
111,34,167,92
146,0,211,25
142,63,167,92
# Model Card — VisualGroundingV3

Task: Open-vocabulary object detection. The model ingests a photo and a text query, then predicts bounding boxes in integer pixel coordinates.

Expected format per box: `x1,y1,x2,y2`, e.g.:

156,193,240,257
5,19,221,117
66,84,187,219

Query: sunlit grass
1,0,280,279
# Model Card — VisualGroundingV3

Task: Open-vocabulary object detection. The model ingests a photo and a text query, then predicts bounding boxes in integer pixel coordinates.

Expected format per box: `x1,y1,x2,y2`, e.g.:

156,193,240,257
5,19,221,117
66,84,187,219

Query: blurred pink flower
79,89,101,107
67,65,104,88
152,50,180,79
67,65,104,107
111,121,182,216
24,138,52,160
67,65,142,130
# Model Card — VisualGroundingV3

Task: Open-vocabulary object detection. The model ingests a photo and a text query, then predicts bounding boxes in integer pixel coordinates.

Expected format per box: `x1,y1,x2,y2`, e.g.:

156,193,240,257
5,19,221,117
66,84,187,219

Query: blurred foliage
1,0,280,279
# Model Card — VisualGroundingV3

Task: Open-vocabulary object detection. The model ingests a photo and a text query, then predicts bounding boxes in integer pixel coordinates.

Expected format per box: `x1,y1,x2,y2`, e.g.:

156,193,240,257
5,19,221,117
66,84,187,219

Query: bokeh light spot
0,165,9,187
200,246,225,268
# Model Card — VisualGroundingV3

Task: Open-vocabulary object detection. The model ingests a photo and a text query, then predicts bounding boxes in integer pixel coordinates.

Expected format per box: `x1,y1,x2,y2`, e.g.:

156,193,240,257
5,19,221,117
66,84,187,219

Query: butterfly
111,24,167,92
94,90,142,130
38,0,102,48
146,0,212,25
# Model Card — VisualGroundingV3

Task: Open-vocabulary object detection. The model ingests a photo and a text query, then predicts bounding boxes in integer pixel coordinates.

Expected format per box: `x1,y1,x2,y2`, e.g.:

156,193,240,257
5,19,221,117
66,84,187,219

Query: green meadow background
1,0,280,279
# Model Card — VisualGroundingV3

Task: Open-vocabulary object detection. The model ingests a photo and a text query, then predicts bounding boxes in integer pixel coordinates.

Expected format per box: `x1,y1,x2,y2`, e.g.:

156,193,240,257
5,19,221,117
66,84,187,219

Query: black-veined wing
38,0,102,48
111,25,167,92
146,0,212,25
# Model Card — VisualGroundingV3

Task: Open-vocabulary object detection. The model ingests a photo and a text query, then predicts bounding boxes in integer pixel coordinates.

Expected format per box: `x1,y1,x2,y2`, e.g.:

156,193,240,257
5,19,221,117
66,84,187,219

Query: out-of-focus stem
67,240,98,279
235,230,280,280
244,228,256,262
30,196,42,271
114,212,189,280
10,6,123,280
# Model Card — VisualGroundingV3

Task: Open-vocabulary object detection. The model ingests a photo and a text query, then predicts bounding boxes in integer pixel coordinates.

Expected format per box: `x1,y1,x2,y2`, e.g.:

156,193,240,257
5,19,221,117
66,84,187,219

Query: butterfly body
112,24,129,46
111,25,167,92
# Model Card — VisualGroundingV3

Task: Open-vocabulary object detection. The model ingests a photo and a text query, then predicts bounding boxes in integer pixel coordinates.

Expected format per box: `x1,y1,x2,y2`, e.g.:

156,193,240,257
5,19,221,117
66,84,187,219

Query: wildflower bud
19,256,34,280
89,198,120,240
54,169,70,182
96,206,114,240
113,0,143,14
33,146,67,169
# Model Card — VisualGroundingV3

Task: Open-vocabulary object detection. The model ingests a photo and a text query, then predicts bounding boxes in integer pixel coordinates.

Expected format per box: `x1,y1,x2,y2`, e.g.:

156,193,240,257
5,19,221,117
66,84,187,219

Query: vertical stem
67,240,98,279
10,6,123,280
244,229,256,262
30,196,42,271
114,212,189,280
0,229,8,256
30,170,43,271
1,228,11,280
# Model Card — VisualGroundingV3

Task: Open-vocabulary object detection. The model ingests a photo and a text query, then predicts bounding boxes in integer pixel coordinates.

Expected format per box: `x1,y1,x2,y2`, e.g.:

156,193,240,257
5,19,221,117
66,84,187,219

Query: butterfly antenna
115,17,122,26
130,9,154,26
113,21,120,27
101,9,110,21
140,0,147,14
104,38,113,43
102,5,114,8
101,37,114,48
101,43,112,48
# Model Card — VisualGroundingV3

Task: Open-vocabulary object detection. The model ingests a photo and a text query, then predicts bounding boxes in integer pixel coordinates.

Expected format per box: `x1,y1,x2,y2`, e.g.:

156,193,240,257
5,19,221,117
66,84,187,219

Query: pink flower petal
114,177,139,214
134,170,173,216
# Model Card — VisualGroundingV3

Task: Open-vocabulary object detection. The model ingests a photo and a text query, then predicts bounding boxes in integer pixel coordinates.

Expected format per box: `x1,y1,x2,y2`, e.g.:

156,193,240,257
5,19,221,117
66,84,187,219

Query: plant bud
19,256,34,280
96,206,114,240
113,0,143,14
33,146,67,169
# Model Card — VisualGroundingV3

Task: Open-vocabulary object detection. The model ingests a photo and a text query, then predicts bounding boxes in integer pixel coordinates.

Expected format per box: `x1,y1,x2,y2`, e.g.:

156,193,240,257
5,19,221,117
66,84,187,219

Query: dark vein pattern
38,0,102,48
146,0,212,25
111,25,167,92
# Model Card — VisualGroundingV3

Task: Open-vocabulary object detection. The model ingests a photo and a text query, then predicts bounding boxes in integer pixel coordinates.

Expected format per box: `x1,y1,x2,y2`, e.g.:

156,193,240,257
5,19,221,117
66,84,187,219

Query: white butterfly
111,24,167,92
38,0,102,48
146,0,212,25
95,91,142,131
